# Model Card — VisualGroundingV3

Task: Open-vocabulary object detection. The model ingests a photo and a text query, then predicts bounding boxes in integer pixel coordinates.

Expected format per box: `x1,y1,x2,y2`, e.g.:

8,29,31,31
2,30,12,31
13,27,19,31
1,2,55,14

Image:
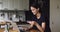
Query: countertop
0,21,20,32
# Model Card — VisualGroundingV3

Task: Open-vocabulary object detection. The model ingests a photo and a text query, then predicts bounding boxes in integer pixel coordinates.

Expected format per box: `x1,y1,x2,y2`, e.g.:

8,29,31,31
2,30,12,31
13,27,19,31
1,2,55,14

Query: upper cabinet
1,0,29,10
22,0,29,10
3,0,14,10
0,0,3,10
13,0,23,10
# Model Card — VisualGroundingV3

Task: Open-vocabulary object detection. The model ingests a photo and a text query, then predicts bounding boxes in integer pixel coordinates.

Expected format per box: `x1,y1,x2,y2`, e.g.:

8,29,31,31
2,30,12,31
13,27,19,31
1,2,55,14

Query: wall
0,11,25,22
50,0,60,32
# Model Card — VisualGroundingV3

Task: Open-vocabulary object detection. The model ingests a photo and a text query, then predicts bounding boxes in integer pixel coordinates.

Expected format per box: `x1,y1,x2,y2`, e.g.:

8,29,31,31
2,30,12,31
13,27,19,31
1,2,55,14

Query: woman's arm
42,22,46,30
34,21,46,32
27,21,46,32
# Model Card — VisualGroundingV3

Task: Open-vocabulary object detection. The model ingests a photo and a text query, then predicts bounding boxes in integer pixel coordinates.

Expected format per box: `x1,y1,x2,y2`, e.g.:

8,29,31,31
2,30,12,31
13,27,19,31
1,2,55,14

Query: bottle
4,24,9,32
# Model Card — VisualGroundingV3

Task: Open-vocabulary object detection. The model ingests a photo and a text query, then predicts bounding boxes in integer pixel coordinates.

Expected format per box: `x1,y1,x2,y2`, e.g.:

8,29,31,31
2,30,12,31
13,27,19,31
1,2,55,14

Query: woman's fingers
27,21,35,25
27,21,32,24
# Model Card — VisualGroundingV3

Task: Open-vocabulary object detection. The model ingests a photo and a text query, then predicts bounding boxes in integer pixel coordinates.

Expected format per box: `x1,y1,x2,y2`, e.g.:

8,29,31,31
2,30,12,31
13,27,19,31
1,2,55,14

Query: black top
29,14,51,32
31,14,45,30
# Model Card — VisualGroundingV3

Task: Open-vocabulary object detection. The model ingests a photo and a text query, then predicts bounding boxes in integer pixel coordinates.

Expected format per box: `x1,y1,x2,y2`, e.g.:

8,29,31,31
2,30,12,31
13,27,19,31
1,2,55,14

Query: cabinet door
2,0,29,10
22,0,29,10
2,0,8,9
14,0,29,10
14,0,23,10
3,0,14,10
7,0,14,10
0,0,3,10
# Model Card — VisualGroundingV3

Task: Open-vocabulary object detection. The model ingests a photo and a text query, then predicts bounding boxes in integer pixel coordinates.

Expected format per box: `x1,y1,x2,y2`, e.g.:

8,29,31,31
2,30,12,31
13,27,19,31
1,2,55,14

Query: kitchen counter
0,21,20,32
0,28,18,32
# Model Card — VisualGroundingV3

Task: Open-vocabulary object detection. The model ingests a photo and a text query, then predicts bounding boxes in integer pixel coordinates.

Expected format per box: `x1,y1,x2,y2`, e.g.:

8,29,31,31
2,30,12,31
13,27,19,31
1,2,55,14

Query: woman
27,3,46,32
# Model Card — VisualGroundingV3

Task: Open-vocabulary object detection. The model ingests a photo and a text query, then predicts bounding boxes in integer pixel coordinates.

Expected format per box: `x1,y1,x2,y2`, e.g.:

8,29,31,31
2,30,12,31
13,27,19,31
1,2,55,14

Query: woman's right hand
20,21,34,31
27,21,35,29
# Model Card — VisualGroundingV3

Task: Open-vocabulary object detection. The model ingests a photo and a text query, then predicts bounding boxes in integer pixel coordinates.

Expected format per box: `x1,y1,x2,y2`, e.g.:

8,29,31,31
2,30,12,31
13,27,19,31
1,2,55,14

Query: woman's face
30,6,39,15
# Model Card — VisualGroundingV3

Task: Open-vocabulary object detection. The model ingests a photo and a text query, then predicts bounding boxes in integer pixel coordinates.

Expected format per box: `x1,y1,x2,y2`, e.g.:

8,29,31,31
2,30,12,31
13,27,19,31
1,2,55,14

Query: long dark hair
30,2,42,13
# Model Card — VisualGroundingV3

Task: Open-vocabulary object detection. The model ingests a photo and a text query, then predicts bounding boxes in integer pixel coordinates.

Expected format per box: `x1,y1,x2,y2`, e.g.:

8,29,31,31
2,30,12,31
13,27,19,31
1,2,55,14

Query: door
50,0,60,32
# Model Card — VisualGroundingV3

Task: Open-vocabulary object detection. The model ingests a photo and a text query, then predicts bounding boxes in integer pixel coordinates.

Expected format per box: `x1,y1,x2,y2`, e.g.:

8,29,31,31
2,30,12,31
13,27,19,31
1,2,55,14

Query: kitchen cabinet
0,0,3,10
15,0,29,10
2,0,14,10
22,0,29,10
1,0,29,10
13,0,23,10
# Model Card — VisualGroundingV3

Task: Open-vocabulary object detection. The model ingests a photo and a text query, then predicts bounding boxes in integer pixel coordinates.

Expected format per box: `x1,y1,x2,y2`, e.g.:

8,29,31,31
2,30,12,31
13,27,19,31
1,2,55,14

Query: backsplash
0,11,25,22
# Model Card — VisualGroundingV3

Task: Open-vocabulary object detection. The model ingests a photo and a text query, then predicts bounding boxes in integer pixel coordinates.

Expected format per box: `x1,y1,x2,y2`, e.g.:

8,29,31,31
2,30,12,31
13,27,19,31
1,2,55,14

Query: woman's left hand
31,21,38,25
27,21,37,26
